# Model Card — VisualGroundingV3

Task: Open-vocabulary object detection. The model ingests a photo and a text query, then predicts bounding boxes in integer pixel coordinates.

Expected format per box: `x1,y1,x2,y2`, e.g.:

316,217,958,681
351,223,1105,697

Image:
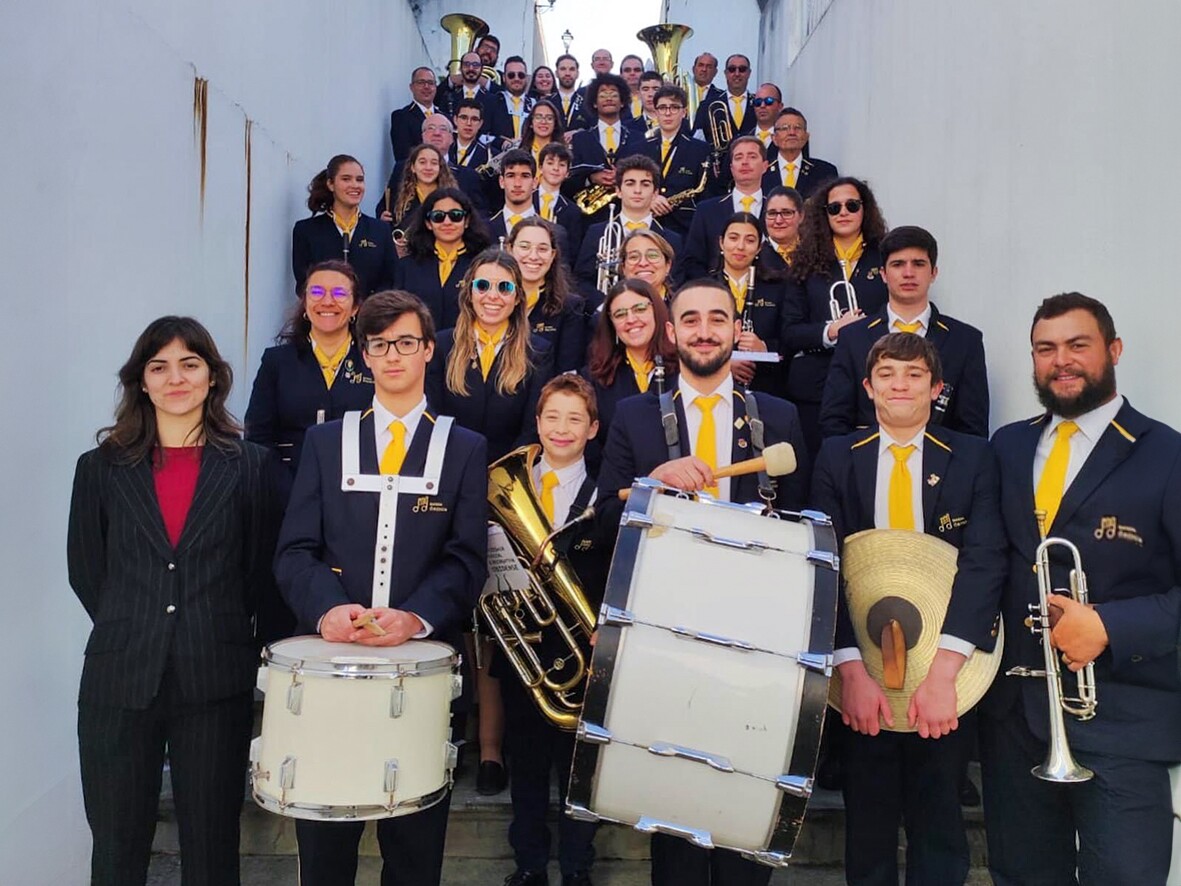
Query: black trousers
295,792,452,886
840,715,973,886
649,836,773,886
77,677,253,886
501,670,597,876
979,707,1173,886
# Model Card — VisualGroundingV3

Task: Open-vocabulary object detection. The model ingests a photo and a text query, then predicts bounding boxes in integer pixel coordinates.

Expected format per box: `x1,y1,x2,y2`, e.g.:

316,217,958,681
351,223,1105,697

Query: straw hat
827,528,1003,733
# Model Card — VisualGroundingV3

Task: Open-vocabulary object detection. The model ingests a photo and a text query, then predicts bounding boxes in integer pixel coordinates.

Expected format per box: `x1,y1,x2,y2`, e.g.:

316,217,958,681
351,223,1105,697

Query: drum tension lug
389,682,405,718
445,742,459,772
634,817,715,849
775,774,813,799
796,652,833,675
286,674,304,715
384,759,399,794
577,722,613,745
450,674,464,700
743,849,793,868
565,802,601,823
622,512,655,530
806,549,840,571
279,755,297,809
602,606,635,627
798,508,832,526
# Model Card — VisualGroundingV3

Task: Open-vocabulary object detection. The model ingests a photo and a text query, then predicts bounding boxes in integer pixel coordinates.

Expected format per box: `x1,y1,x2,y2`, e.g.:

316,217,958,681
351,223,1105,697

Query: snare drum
251,636,461,821
567,482,839,867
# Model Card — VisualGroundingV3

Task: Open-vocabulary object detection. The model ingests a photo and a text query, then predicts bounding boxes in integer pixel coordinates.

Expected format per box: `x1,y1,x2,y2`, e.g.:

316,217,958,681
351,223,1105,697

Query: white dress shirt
678,374,735,502
1033,395,1125,495
532,456,589,525
619,212,655,231
778,153,803,187
730,189,763,216
598,120,622,153
886,304,933,336
503,205,536,234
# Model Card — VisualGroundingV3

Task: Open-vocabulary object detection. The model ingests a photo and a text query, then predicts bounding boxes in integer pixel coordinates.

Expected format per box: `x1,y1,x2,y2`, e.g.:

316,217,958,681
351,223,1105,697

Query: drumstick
352,611,387,636
618,442,797,500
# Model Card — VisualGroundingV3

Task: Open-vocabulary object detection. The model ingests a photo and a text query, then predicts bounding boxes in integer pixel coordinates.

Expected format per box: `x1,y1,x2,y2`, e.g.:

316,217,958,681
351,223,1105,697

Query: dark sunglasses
472,278,517,295
825,199,863,216
504,71,528,80
726,65,750,74
750,96,778,108
427,208,468,223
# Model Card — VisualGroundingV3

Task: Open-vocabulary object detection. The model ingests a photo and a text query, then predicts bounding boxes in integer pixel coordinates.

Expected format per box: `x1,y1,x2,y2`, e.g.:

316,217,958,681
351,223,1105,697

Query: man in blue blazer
812,332,1006,885
566,74,636,225
981,292,1181,885
820,226,990,439
595,277,809,886
629,85,713,236
274,290,488,886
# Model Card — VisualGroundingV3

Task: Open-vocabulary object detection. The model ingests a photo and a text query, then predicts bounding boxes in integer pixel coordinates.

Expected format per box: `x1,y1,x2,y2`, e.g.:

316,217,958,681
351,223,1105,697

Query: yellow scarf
625,351,654,393
415,184,433,204
726,272,749,314
436,243,465,286
330,208,359,239
834,235,865,281
311,336,351,389
476,323,508,379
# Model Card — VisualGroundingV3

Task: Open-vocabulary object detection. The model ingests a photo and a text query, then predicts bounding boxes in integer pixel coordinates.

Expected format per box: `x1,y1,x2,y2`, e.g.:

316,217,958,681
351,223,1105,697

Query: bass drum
566,482,839,867
1169,765,1181,885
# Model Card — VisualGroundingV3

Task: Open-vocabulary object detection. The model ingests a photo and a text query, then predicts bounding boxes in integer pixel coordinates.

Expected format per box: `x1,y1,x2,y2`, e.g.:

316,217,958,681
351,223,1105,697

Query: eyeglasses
461,61,482,69
427,208,468,223
726,65,750,74
654,104,684,113
308,285,351,300
624,249,666,265
826,199,863,215
774,123,806,133
455,113,482,124
412,79,437,87
610,302,652,320
472,278,517,295
363,336,425,357
505,71,528,80
765,208,798,219
750,96,779,108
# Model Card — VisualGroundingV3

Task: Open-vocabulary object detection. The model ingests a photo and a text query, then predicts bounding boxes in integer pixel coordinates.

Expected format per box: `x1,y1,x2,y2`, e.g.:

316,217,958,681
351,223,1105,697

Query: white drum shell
251,636,457,821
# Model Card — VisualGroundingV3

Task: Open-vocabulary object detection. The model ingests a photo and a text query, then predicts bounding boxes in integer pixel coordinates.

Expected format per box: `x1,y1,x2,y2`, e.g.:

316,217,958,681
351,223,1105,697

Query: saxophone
665,157,711,209
572,149,619,216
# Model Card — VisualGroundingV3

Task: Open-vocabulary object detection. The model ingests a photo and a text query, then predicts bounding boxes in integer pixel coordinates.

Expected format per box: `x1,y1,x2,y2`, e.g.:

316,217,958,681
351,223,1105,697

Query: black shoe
563,874,593,886
477,759,508,795
959,775,981,807
503,870,548,886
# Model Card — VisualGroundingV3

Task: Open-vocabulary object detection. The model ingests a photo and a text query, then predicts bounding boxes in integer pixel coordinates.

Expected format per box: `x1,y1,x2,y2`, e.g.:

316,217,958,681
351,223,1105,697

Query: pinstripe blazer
67,441,280,709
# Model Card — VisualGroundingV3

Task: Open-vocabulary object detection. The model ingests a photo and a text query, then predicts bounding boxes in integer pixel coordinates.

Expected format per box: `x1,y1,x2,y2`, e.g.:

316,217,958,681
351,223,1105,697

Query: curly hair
791,176,888,281
393,144,457,224
403,187,492,261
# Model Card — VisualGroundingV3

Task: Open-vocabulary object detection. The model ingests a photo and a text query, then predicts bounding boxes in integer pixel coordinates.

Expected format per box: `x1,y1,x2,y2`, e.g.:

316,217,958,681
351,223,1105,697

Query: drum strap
340,410,453,608
741,388,775,504
658,389,681,461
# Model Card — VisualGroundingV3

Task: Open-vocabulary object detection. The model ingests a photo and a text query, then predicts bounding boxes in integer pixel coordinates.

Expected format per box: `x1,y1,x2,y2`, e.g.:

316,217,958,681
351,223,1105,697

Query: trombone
596,204,623,292
705,100,732,178
828,279,859,321
1006,528,1097,783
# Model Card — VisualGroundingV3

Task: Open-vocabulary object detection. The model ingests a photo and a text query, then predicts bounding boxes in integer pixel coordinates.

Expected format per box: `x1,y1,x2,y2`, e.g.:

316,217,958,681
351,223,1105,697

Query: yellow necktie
758,129,771,146
562,96,571,116
508,214,522,230
888,443,916,530
784,162,797,188
894,320,922,334
604,125,616,152
436,244,463,286
661,139,671,164
777,245,793,264
540,192,554,221
512,97,522,138
728,276,747,314
625,220,645,231
731,95,744,128
835,235,865,281
477,325,506,379
465,88,476,99
381,420,407,475
456,144,469,166
625,352,653,393
694,394,723,496
1035,421,1080,533
740,195,754,214
539,470,560,523
632,97,641,118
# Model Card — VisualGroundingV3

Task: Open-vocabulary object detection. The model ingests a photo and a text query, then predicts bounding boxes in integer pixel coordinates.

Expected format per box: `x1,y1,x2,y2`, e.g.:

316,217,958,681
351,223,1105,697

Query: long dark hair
404,187,492,260
587,278,677,387
520,101,566,152
792,176,888,281
715,211,765,279
98,316,240,463
278,260,361,348
306,154,362,214
505,217,576,318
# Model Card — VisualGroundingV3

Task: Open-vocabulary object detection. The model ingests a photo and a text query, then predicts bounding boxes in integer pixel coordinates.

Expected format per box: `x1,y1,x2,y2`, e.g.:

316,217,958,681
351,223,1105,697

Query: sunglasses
504,72,528,80
726,65,750,74
473,278,517,295
825,199,863,215
750,96,778,108
308,285,351,300
427,208,468,223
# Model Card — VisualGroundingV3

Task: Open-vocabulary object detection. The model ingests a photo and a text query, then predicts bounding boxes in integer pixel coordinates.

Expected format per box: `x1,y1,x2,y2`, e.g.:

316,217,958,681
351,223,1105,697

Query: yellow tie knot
604,125,616,151
626,352,654,393
381,420,407,475
891,443,916,463
477,326,506,379
894,320,922,334
887,443,917,530
784,162,797,187
740,196,755,214
730,95,744,127
509,214,523,227
1035,421,1080,533
625,220,646,231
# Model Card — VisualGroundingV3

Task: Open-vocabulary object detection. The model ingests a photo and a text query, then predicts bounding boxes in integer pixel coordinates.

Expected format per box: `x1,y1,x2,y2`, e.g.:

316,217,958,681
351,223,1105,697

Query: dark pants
77,678,253,886
649,837,773,886
795,399,823,464
841,715,973,886
295,792,452,886
501,671,597,876
979,707,1173,886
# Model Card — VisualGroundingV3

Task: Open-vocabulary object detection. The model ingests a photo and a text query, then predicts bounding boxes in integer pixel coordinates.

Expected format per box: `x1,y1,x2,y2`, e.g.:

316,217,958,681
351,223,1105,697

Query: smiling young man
274,290,488,886
810,332,1006,886
820,226,990,440
596,279,808,886
487,56,535,146
980,294,1181,886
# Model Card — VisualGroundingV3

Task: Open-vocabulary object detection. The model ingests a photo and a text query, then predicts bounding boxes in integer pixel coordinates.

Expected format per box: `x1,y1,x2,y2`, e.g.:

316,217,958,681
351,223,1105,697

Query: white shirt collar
371,395,428,453
414,101,435,116
731,189,763,212
886,303,933,333
536,455,587,488
620,211,654,229
878,427,926,457
1047,394,1125,444
678,374,734,406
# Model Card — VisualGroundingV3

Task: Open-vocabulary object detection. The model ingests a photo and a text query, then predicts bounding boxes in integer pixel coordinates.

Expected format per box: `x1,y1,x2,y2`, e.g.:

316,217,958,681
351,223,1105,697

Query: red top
153,446,202,547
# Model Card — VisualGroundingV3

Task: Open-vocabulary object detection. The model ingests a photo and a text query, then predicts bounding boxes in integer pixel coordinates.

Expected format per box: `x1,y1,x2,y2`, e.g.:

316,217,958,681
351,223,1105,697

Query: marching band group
66,18,1181,886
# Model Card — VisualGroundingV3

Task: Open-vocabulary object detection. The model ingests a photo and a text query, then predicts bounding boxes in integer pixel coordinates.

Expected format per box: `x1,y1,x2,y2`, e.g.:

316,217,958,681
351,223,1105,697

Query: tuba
439,13,488,78
482,445,598,730
637,23,697,123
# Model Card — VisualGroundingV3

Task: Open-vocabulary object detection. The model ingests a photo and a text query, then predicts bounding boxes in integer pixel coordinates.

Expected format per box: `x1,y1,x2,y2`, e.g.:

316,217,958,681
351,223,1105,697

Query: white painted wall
0,0,428,880
664,0,763,87
413,0,539,73
762,0,1181,429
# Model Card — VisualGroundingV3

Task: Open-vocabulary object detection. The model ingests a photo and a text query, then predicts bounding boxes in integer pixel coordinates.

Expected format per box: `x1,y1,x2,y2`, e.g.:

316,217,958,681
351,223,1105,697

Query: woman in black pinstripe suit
67,316,279,886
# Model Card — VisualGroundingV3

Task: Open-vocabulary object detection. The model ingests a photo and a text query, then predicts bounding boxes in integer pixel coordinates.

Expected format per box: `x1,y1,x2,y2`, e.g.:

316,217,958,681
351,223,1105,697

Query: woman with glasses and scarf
506,217,584,373
394,187,492,332
781,176,889,456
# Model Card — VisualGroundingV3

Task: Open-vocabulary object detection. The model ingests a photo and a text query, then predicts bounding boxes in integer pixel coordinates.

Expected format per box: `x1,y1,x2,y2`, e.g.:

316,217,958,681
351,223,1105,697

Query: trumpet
705,100,733,177
1006,528,1097,783
828,278,859,321
596,204,623,292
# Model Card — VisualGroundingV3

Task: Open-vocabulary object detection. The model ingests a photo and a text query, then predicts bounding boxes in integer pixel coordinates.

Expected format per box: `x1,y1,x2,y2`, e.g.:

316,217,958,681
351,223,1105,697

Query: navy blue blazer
528,299,585,375
567,126,637,196
573,219,682,295
274,409,487,644
987,401,1181,761
629,132,713,235
439,83,494,122
691,91,756,140
810,425,1006,654
819,304,990,439
292,213,398,298
450,139,493,172
485,91,536,143
534,191,585,262
577,363,676,476
780,246,890,405
681,194,766,280
393,250,476,332
390,102,432,162
595,387,811,536
712,270,789,396
244,339,375,476
425,329,555,463
376,163,487,219
68,441,280,708
761,154,840,200
547,92,587,132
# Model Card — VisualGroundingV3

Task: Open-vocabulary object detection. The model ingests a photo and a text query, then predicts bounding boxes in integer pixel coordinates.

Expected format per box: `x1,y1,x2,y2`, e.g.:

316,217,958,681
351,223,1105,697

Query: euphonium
439,13,489,78
1006,532,1097,783
482,445,597,731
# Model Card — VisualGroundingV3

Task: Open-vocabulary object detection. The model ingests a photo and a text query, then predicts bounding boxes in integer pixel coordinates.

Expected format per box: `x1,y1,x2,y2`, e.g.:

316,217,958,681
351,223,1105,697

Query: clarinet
653,354,666,397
